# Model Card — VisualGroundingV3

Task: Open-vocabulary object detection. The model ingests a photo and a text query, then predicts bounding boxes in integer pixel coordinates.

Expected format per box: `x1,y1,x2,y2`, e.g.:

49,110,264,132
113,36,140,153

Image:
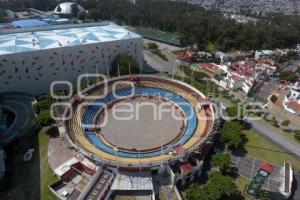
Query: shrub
33,110,52,127
221,121,242,149
273,120,280,127
281,120,291,127
294,130,300,141
110,55,140,76
211,153,231,174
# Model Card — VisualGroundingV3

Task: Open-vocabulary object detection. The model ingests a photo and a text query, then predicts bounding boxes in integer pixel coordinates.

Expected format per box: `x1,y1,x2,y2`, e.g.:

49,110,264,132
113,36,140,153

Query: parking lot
231,154,282,193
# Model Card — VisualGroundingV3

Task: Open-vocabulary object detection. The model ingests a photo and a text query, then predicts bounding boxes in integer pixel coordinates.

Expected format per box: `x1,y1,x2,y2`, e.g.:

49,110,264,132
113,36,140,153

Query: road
0,94,35,144
246,118,300,159
215,97,300,159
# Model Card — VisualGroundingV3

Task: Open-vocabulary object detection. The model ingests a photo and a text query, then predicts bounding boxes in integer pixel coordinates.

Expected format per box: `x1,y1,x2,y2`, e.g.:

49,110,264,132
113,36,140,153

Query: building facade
0,22,143,95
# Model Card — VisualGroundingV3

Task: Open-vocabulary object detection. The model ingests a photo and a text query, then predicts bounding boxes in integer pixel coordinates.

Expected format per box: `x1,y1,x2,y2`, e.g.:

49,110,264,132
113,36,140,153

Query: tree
185,183,204,200
56,5,62,13
211,153,231,174
294,130,300,141
33,110,52,127
221,121,242,149
281,120,291,127
273,119,280,127
33,99,52,114
71,3,79,18
207,172,237,198
147,42,159,50
78,11,87,21
225,104,244,120
110,55,140,76
185,172,238,200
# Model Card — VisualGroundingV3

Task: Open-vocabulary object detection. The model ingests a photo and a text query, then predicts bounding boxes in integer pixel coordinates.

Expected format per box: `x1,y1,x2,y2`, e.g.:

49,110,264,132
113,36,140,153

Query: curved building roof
54,2,85,15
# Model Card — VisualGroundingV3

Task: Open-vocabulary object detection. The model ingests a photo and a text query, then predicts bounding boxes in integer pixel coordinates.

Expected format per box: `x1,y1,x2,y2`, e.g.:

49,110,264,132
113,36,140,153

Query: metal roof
111,173,153,191
0,22,141,55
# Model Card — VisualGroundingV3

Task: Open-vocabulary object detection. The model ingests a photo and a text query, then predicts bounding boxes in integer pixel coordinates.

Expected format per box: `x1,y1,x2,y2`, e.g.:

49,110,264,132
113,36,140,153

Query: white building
0,22,143,95
283,82,300,115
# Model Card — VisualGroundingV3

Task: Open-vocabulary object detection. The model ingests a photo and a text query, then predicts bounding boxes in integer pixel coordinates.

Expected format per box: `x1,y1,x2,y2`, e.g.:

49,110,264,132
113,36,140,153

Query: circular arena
63,75,217,169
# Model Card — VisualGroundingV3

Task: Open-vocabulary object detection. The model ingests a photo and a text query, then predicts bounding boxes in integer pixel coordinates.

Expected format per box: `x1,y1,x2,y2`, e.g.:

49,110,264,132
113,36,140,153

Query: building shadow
290,172,299,200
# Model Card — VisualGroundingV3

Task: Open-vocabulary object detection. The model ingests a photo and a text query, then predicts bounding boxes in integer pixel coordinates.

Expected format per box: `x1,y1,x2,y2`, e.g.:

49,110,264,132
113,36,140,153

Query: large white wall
0,37,143,95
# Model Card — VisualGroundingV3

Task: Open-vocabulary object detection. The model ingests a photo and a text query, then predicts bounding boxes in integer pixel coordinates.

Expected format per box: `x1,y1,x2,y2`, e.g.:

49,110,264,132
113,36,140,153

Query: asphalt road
246,118,300,159
215,97,300,159
0,94,35,144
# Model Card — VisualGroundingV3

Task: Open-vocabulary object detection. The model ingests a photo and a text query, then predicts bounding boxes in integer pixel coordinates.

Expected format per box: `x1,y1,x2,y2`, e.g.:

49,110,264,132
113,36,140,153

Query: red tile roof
231,74,241,81
288,101,300,112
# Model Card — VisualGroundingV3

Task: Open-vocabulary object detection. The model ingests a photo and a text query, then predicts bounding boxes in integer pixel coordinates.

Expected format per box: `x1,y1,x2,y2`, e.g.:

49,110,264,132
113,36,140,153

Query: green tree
71,3,79,18
56,5,62,13
78,11,87,20
110,55,140,76
294,130,300,141
33,110,52,127
33,99,52,114
281,120,291,127
207,172,237,198
211,153,231,174
221,121,242,149
185,183,204,200
185,172,238,200
225,106,239,118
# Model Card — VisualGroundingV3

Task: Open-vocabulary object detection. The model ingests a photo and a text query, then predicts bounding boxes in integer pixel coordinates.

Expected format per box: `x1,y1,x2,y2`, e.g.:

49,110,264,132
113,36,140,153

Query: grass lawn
247,113,300,144
242,129,300,170
235,176,251,200
218,94,235,107
258,117,300,144
39,128,59,200
158,193,168,200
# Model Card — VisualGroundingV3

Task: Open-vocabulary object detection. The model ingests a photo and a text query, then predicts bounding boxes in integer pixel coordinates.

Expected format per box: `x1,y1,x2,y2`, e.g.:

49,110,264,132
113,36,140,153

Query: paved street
215,97,300,159
247,118,300,159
